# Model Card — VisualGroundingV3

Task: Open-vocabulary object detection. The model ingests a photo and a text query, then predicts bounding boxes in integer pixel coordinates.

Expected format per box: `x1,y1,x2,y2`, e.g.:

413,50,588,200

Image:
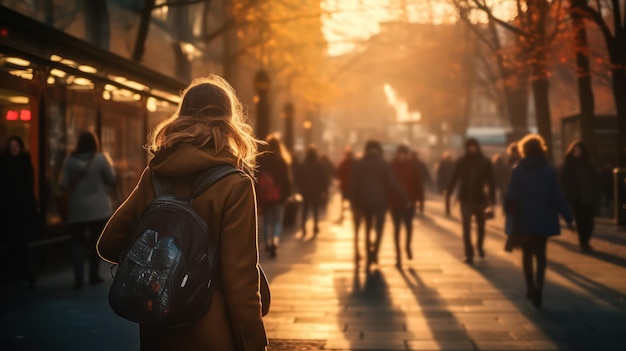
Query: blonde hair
265,133,292,165
517,134,548,158
148,75,259,175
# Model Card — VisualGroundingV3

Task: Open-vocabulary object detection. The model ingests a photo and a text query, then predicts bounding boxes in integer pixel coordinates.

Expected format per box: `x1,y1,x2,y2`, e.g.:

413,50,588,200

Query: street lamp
303,120,313,147
253,69,270,139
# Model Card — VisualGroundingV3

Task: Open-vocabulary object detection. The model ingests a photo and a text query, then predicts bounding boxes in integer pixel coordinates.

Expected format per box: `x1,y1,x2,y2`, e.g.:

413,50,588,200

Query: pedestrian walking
561,140,598,252
507,141,522,168
0,136,38,287
411,151,431,215
504,134,574,308
59,131,115,289
390,145,422,268
335,148,354,223
256,135,293,258
445,138,496,264
97,76,268,351
435,151,455,195
296,145,330,238
350,140,405,267
492,153,508,206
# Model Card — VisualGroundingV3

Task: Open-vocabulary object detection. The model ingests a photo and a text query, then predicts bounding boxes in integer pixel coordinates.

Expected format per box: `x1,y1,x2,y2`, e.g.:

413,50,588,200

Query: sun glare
321,0,515,56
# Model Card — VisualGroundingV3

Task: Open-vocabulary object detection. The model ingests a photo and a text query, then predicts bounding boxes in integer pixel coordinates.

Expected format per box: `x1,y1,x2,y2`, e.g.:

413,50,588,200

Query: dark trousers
460,202,486,259
391,206,414,264
573,205,594,248
69,219,107,284
522,237,548,290
353,206,386,263
301,198,320,235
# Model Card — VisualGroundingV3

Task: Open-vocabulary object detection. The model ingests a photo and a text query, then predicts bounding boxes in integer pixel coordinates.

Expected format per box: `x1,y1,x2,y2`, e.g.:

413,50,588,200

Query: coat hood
149,143,239,177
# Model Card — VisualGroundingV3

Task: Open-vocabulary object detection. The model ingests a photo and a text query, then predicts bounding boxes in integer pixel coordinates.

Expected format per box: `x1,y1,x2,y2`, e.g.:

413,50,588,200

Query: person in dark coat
561,140,598,252
0,136,38,287
335,149,354,222
492,153,508,206
296,145,330,238
256,135,293,258
390,145,422,268
505,134,574,308
411,151,431,214
436,151,455,195
350,140,406,267
446,138,496,264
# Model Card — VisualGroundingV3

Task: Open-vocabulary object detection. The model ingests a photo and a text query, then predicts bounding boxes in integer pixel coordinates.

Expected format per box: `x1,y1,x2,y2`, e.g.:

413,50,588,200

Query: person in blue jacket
504,134,574,308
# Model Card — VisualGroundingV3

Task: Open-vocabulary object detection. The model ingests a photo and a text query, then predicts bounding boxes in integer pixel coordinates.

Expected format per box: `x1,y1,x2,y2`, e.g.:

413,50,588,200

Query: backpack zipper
180,253,208,288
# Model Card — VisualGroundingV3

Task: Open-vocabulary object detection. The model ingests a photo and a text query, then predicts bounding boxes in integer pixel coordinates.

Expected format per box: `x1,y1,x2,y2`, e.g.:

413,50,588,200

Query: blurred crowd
0,129,615,307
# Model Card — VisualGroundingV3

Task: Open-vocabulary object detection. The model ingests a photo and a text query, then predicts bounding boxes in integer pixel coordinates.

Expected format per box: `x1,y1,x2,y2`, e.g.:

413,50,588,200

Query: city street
2,197,626,351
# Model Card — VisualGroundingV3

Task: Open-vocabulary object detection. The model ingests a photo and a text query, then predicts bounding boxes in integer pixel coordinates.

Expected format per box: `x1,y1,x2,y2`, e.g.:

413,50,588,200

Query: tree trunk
83,0,110,50
531,68,553,160
611,66,626,167
505,80,529,141
171,43,192,82
132,0,156,61
43,0,54,26
571,0,595,155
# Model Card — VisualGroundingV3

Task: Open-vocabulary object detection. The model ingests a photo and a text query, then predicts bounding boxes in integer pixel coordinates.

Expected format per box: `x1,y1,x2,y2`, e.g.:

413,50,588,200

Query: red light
6,110,18,121
20,110,31,121
0,28,7,37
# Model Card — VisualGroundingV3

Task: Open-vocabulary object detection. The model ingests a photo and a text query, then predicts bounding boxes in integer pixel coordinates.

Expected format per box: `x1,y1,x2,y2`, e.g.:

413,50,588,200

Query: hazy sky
321,0,397,56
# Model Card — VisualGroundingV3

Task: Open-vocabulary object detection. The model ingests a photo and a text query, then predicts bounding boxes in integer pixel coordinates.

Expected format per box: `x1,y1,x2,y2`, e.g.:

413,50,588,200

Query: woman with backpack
256,135,293,258
97,76,268,351
60,131,116,289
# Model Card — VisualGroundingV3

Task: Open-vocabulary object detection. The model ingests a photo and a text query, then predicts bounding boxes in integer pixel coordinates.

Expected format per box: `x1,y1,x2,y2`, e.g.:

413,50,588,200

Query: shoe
269,245,277,259
89,276,104,285
478,248,485,258
581,244,593,252
406,247,413,260
313,228,320,237
463,257,474,265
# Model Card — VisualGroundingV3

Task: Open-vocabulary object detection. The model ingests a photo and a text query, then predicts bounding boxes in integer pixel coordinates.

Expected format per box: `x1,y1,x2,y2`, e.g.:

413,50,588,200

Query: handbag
57,153,96,222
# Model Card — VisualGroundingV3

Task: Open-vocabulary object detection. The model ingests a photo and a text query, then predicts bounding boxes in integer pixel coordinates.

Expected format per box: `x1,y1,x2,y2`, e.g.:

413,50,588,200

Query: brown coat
97,143,267,351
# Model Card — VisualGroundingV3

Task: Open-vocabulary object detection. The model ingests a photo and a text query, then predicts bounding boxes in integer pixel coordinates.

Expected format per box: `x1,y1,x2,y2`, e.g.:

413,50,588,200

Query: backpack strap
190,164,241,200
152,172,174,197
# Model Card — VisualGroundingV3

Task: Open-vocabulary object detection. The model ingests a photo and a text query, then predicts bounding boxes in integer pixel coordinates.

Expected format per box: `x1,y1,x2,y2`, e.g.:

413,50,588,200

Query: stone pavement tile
324,338,408,350
405,322,466,332
464,330,514,341
267,339,326,351
271,323,339,332
406,340,475,351
345,322,407,332
508,330,567,341
473,340,573,350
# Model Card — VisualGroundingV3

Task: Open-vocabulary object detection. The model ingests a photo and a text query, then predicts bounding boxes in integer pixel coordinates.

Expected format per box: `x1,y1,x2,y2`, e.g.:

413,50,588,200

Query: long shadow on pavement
332,266,409,350
397,267,477,350
420,217,626,351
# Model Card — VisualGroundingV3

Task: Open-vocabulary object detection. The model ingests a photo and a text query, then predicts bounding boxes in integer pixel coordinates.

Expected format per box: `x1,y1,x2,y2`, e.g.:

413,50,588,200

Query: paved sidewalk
261,197,626,351
1,196,625,350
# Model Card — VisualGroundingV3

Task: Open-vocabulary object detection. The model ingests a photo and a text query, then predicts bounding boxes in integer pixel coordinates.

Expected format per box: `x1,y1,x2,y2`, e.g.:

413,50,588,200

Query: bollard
614,168,626,226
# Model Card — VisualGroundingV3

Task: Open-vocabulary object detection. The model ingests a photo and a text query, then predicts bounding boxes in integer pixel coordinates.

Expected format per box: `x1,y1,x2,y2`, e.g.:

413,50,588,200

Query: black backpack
108,164,240,329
